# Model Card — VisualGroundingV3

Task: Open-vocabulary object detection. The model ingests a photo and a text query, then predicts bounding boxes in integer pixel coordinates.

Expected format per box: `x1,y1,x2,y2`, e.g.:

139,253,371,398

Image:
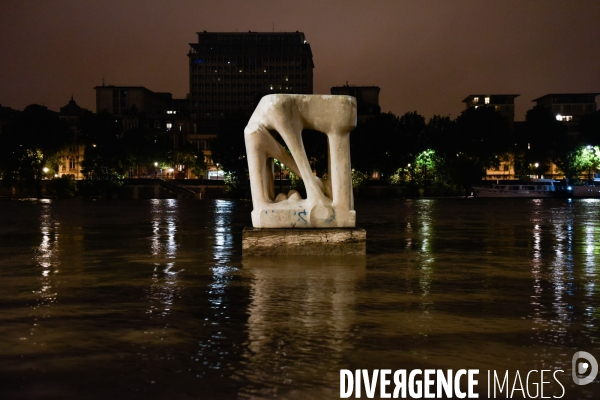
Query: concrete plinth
242,227,366,256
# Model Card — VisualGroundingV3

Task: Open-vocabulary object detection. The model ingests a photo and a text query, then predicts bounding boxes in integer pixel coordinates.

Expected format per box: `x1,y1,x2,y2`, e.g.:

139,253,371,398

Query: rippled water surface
0,198,599,399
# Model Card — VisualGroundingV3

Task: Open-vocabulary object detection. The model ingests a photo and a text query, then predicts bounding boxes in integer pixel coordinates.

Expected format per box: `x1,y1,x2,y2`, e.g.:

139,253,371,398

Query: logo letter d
572,351,598,385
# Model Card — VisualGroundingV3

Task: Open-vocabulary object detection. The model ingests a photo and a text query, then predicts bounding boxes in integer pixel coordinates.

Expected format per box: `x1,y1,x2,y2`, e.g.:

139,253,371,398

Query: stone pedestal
242,227,366,256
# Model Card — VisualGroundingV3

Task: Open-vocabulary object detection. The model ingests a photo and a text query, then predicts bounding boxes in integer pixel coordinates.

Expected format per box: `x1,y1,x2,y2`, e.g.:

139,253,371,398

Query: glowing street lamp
586,145,593,183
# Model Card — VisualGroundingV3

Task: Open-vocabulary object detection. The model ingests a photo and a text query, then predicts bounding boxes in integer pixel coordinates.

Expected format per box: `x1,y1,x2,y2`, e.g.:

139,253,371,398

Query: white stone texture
242,227,366,256
244,94,357,228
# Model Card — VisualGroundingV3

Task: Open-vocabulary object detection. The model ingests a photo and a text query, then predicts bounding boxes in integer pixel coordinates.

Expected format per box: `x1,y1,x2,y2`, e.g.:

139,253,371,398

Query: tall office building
188,31,314,134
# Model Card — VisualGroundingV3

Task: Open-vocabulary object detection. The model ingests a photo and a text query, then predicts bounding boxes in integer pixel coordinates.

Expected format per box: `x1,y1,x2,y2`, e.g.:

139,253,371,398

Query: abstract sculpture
244,94,357,228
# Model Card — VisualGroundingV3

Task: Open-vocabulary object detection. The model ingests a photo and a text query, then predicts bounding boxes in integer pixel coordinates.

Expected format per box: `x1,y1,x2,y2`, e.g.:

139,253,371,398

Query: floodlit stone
244,94,357,228
275,193,287,202
242,227,366,256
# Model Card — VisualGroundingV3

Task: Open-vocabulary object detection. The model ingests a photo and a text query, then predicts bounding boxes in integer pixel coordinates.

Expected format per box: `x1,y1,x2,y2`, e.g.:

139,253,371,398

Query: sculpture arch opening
244,94,357,228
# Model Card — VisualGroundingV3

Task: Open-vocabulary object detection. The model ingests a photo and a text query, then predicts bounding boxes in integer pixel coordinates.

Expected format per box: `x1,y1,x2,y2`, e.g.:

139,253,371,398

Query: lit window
473,97,479,103
484,97,490,104
166,122,172,130
555,114,572,121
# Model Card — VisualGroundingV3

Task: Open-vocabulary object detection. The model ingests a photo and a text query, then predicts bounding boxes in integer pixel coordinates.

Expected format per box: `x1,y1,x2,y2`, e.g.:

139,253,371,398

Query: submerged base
242,227,366,256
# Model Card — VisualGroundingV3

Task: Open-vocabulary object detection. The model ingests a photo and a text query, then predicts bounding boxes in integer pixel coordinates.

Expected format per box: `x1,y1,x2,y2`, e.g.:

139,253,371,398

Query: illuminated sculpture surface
244,94,357,228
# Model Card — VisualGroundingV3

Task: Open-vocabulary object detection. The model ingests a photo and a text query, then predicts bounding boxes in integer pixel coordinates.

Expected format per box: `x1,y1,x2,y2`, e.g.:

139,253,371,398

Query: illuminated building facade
58,97,85,179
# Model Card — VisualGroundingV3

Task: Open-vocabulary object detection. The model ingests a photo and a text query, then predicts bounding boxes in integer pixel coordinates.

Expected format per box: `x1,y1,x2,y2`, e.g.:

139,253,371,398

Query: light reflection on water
34,203,60,308
0,198,598,399
147,199,180,318
239,256,365,397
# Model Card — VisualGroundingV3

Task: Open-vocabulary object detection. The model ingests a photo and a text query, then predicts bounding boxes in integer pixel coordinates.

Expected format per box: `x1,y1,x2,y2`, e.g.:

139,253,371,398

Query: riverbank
0,179,468,200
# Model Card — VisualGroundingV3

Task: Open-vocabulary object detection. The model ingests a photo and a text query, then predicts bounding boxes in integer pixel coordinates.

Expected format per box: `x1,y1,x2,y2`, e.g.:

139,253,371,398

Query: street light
216,163,220,180
279,162,285,192
534,163,539,179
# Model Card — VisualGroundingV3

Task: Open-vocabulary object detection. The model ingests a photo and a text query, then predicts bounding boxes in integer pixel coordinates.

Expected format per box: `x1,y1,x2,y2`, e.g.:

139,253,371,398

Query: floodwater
0,197,598,399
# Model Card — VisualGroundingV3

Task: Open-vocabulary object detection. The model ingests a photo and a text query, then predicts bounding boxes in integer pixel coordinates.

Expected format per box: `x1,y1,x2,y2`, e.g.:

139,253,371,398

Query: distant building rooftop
531,93,599,103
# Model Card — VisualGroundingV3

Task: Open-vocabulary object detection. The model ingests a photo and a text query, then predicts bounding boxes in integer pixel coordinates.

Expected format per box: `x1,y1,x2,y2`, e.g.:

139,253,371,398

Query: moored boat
472,179,560,198
571,176,600,198
572,185,600,197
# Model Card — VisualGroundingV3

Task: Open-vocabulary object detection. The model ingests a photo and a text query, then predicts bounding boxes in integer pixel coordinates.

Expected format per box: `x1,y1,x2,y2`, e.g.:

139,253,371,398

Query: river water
0,198,598,399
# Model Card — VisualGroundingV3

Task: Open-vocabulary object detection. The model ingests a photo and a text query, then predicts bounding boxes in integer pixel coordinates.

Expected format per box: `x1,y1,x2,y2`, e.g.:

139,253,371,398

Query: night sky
1,0,599,121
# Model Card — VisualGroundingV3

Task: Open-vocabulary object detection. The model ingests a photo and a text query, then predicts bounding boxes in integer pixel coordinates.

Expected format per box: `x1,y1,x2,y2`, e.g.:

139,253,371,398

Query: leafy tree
554,145,600,183
453,106,511,185
413,149,438,186
424,116,467,192
49,174,77,198
78,111,126,197
0,104,71,197
121,127,156,177
172,142,207,179
397,111,428,163
427,115,458,158
210,112,250,195
350,112,400,176
456,106,510,162
351,169,369,189
523,105,566,171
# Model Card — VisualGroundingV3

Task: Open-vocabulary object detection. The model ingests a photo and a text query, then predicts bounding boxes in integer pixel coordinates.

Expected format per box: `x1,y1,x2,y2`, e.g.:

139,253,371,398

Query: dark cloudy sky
1,0,599,121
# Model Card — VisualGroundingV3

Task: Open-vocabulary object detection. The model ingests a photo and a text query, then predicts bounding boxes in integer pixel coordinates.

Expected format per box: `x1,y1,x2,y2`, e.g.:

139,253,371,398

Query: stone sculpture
244,94,357,228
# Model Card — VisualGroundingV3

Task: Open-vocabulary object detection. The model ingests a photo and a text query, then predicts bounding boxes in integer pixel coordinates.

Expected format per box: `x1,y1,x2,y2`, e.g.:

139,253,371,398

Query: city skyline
1,0,599,121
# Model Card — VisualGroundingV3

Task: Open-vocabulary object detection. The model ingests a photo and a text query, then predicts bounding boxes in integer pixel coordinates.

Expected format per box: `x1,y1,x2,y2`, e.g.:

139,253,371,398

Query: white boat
472,179,560,198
